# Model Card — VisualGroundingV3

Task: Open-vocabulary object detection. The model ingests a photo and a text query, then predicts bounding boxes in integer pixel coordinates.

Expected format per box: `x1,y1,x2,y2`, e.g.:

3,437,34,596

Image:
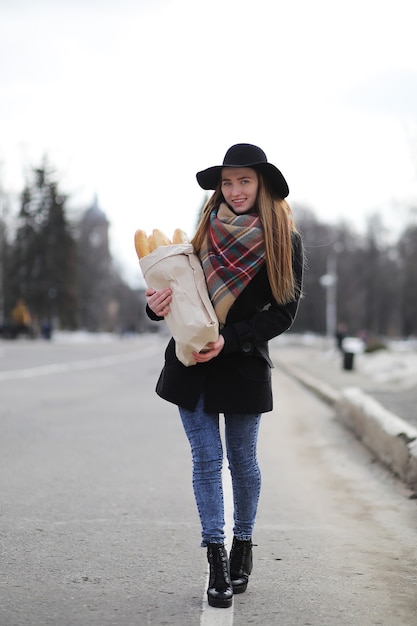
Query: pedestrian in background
11,298,33,339
335,322,347,353
146,143,304,608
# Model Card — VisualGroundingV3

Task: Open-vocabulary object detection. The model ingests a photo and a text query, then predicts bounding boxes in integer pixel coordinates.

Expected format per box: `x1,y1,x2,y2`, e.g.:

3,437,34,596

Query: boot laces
208,545,230,591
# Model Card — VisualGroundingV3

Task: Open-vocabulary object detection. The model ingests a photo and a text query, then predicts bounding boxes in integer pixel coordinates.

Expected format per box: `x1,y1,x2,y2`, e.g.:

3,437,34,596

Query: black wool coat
147,233,304,414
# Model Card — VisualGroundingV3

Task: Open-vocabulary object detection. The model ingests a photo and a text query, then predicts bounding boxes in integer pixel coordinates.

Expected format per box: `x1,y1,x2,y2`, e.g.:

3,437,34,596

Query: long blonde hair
192,171,298,305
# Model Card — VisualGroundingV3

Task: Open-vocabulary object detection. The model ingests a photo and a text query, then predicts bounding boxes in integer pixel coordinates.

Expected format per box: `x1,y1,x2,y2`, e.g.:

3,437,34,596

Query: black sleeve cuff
146,304,164,322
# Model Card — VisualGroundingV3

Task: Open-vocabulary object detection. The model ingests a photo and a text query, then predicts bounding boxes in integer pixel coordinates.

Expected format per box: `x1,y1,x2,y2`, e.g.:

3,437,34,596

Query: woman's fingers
192,335,224,362
146,288,172,316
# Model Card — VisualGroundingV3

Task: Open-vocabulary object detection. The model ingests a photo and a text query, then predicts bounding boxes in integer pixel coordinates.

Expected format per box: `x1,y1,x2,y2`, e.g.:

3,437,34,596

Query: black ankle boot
229,537,253,594
206,543,233,608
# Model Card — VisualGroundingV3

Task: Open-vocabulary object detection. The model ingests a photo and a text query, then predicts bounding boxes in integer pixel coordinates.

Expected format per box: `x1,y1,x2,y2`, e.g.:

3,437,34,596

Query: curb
276,361,417,491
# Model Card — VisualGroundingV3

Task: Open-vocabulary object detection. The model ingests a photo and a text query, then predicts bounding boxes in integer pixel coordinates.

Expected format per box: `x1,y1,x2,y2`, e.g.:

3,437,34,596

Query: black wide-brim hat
196,143,289,198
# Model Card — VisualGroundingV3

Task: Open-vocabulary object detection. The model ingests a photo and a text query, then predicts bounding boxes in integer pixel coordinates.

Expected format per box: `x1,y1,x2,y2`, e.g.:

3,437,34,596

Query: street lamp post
319,251,337,340
0,162,7,325
0,196,6,325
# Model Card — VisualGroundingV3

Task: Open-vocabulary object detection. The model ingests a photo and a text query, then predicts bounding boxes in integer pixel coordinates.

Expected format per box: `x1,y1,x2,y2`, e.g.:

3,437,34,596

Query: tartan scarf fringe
199,203,265,325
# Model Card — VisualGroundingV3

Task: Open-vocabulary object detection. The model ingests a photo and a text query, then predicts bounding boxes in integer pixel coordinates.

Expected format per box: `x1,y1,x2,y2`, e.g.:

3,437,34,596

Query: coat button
242,341,252,353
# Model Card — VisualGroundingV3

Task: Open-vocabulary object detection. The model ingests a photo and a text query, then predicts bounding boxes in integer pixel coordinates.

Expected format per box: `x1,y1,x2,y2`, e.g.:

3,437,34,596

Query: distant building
76,195,159,334
77,196,116,331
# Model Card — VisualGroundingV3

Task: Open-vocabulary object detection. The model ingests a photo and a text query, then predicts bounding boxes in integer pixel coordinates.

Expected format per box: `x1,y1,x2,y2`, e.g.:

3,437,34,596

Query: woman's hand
146,287,172,317
192,335,225,363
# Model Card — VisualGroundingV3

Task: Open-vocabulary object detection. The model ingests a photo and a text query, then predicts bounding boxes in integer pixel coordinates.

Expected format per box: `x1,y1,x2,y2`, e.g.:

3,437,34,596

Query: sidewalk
270,339,417,492
271,342,417,427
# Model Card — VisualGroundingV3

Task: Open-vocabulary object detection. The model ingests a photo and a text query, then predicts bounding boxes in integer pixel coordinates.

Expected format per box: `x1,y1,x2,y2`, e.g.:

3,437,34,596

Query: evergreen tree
9,160,78,329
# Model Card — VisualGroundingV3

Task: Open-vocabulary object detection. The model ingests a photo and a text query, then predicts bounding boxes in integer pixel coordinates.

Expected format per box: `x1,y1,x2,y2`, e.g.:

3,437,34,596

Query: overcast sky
1,0,417,285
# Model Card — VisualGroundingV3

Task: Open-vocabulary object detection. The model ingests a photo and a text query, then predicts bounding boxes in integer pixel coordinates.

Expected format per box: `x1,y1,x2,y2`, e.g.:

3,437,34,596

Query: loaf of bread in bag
134,230,151,259
152,229,171,248
172,229,189,244
147,233,157,253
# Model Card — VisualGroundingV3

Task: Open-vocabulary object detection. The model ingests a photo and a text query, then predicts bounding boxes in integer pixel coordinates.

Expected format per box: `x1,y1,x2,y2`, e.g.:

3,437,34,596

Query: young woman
146,143,304,609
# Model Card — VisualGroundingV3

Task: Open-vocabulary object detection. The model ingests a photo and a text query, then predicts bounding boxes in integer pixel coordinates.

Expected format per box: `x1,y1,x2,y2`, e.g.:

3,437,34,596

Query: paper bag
139,243,219,366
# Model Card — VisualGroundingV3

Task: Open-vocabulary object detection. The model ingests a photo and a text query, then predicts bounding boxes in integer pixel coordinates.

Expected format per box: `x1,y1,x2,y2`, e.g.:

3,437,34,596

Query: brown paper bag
139,243,219,366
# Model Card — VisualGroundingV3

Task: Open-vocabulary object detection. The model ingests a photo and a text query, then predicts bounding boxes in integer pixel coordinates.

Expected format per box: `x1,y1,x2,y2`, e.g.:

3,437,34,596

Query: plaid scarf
199,203,265,325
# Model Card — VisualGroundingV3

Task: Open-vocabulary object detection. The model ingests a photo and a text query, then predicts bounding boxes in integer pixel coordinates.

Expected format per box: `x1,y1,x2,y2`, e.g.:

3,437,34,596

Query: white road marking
200,460,234,626
0,345,158,382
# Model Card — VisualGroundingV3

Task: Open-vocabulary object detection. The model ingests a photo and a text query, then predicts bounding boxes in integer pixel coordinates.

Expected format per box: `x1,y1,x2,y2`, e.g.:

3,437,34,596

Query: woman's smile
232,196,248,209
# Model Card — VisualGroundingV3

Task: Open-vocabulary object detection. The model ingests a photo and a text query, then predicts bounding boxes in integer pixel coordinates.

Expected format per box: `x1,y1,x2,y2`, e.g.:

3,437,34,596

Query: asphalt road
1,335,416,626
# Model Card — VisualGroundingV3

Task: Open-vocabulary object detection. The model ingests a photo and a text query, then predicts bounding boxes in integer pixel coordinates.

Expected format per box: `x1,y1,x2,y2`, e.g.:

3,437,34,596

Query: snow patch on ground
360,351,417,388
275,333,417,389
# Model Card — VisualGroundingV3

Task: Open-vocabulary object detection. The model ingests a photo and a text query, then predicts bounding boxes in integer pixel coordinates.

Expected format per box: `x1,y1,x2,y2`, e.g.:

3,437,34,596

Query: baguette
172,228,189,244
153,229,171,247
148,233,157,252
134,229,150,259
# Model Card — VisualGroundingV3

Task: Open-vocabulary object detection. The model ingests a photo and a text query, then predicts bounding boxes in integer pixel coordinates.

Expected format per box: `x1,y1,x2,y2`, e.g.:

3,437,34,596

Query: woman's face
221,167,259,214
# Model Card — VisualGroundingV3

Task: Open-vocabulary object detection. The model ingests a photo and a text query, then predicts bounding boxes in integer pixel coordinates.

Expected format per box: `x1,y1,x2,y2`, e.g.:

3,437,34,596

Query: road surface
0,335,416,625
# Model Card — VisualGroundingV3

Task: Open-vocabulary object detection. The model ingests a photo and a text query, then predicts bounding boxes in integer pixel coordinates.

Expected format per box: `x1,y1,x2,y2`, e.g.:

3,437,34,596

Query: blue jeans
179,394,262,546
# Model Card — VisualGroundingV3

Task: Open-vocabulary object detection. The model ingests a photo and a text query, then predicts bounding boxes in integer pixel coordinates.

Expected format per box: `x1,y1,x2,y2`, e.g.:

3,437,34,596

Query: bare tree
397,216,417,336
